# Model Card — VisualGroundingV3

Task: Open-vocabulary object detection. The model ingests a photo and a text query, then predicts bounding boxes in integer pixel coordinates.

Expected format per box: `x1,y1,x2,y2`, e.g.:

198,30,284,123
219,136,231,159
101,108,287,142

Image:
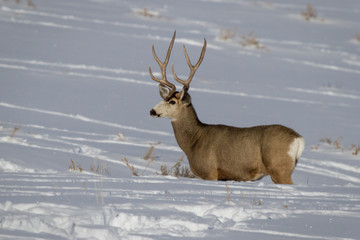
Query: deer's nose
150,109,157,116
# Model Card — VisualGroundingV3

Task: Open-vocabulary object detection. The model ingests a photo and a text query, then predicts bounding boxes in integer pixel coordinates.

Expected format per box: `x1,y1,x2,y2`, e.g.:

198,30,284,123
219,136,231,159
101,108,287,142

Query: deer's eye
169,100,176,105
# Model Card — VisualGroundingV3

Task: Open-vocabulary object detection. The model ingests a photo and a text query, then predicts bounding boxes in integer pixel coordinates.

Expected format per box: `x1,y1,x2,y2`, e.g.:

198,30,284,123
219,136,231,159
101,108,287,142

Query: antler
172,38,207,90
149,31,176,99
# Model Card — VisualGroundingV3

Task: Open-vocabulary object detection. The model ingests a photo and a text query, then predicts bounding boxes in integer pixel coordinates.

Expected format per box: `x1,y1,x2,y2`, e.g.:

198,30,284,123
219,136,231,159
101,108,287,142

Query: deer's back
190,124,302,181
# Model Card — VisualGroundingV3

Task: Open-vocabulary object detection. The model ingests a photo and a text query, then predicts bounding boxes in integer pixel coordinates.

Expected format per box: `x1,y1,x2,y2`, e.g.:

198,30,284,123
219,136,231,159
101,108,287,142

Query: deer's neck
171,104,205,154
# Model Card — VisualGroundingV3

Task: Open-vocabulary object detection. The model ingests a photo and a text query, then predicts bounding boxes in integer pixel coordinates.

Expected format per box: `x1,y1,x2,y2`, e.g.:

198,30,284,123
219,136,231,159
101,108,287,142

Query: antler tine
172,38,207,90
149,31,177,93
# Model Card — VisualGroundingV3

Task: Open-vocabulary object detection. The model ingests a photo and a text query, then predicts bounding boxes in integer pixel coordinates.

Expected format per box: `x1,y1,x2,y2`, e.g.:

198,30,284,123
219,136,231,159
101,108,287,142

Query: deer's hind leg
263,154,296,184
270,172,294,184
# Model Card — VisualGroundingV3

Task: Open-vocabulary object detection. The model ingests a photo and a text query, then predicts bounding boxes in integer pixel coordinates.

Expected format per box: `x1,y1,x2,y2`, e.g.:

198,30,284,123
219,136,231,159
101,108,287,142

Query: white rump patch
288,137,305,162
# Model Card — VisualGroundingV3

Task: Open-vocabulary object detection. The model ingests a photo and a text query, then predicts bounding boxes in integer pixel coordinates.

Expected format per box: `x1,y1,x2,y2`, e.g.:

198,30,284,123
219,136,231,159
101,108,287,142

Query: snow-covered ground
1,0,360,239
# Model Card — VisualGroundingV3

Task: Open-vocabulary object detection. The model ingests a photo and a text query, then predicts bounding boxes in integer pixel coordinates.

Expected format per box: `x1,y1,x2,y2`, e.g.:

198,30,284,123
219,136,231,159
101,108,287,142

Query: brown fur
156,95,305,184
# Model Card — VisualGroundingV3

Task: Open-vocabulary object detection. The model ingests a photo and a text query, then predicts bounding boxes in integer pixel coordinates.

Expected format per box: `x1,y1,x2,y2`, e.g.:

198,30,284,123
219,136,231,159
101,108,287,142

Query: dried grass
69,159,83,172
319,137,332,145
219,28,237,41
225,184,231,204
160,165,169,176
6,0,36,9
239,31,268,50
334,138,342,150
351,144,360,155
218,27,268,50
90,161,110,176
136,8,156,18
27,0,36,9
355,34,360,43
135,8,170,21
315,137,360,155
122,157,138,176
301,3,317,21
9,127,20,138
160,156,195,178
91,158,106,204
143,146,155,160
252,196,262,206
117,132,125,141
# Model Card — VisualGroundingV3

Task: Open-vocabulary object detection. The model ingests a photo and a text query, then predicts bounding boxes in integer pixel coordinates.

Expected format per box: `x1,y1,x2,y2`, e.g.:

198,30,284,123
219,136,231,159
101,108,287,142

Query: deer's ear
158,84,171,100
180,88,191,106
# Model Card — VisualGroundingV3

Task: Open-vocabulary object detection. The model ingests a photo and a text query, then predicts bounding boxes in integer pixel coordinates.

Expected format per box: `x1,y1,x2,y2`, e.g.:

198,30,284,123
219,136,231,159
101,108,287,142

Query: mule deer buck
149,32,305,184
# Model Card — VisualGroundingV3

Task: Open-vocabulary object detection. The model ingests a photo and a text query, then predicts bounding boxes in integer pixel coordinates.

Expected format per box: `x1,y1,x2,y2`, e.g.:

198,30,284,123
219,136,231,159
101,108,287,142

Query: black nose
150,109,156,116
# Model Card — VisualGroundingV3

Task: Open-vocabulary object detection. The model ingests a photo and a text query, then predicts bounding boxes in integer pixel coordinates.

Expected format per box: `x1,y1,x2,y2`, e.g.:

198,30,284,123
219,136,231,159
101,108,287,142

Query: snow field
1,0,360,239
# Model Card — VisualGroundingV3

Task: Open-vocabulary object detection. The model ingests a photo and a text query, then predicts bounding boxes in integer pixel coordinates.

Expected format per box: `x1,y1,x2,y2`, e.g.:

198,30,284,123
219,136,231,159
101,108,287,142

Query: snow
1,0,360,239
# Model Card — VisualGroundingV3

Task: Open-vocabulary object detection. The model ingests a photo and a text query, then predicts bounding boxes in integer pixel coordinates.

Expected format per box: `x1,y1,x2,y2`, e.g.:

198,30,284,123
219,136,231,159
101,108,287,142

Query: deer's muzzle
150,109,160,117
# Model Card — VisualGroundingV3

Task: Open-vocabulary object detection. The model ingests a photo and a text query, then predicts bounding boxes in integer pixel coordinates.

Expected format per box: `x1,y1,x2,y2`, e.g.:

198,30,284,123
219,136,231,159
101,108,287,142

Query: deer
149,31,305,184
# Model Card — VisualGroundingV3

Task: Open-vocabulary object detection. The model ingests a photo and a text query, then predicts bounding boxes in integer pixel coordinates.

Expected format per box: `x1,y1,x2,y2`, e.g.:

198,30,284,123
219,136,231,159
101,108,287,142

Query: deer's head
149,31,206,121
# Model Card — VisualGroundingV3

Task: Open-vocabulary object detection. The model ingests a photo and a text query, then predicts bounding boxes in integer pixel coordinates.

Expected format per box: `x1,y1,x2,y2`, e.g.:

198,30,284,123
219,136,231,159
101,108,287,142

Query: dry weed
239,31,268,50
90,161,110,176
27,0,36,9
301,3,317,21
117,132,125,141
143,145,155,160
91,159,106,204
9,127,20,138
319,137,343,150
142,157,155,175
160,165,169,176
179,166,194,178
351,144,360,155
160,156,195,178
316,137,359,155
355,34,360,43
122,157,138,176
334,138,342,150
218,27,268,50
136,8,156,18
135,8,170,21
225,184,231,204
319,137,332,145
252,195,262,206
141,146,156,175
219,28,237,41
310,144,319,150
69,159,83,172
6,0,36,9
172,156,184,175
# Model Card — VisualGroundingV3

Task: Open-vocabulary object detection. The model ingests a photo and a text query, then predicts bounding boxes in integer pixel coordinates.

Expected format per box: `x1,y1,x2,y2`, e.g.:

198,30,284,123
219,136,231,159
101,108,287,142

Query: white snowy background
1,0,360,239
